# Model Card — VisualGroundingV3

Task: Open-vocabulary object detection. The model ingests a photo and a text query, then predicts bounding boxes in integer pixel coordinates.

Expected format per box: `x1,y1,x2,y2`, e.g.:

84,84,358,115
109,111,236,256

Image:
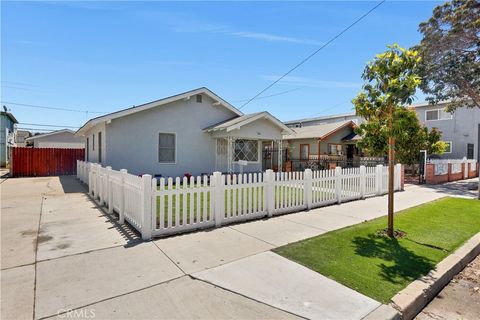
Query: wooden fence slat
11,147,85,177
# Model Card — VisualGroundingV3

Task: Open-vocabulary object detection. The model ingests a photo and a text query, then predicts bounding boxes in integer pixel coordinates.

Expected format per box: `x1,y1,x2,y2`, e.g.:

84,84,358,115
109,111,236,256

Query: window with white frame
158,133,176,163
443,141,452,153
425,109,453,121
234,139,259,162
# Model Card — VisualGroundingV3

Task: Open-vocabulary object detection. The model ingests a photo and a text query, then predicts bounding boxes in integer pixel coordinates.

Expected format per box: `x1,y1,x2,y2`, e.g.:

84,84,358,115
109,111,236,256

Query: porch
204,111,294,174
281,120,385,171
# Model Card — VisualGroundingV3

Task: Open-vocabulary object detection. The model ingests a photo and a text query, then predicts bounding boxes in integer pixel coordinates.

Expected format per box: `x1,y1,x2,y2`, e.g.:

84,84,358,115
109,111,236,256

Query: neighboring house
412,101,480,161
282,121,368,170
0,111,18,167
284,112,363,128
26,129,85,149
285,100,480,160
75,87,293,177
16,130,32,147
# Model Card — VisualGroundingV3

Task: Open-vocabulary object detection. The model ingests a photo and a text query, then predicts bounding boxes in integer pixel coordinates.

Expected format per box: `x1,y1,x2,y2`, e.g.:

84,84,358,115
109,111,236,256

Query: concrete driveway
1,176,298,320
1,175,475,319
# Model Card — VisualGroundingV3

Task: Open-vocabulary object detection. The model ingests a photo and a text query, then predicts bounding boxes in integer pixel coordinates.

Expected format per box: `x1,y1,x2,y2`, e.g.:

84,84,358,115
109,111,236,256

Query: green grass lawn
274,197,480,303
155,184,307,226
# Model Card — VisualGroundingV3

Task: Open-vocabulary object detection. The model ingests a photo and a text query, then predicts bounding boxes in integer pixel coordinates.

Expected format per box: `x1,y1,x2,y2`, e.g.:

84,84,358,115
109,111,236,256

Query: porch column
227,137,234,174
277,140,283,172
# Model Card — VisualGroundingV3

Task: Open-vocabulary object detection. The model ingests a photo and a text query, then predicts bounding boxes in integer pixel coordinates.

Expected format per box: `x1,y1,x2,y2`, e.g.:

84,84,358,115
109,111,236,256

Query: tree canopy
415,0,480,111
355,108,446,165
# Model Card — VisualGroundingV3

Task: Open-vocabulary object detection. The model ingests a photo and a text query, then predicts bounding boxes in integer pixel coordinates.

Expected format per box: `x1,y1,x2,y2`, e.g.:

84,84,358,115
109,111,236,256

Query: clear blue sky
1,1,440,132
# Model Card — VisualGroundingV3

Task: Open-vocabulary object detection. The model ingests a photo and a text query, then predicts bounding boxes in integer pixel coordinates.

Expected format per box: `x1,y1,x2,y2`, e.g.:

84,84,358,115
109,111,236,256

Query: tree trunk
388,136,395,237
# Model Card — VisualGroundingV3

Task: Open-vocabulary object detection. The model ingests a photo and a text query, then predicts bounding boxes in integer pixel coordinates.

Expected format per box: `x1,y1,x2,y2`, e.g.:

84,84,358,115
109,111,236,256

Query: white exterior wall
31,131,84,149
89,94,239,177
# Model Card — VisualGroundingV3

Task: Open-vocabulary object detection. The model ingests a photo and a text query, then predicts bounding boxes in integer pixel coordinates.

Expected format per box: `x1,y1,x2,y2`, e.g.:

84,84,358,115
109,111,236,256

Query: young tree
353,44,421,237
415,0,480,111
355,108,447,166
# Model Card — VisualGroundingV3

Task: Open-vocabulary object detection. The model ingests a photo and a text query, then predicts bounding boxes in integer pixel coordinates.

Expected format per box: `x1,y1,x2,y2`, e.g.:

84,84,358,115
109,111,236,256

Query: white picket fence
77,160,403,240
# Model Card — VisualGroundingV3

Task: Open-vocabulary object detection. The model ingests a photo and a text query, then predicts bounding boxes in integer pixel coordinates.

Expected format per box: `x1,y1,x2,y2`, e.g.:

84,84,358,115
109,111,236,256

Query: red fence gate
11,148,85,177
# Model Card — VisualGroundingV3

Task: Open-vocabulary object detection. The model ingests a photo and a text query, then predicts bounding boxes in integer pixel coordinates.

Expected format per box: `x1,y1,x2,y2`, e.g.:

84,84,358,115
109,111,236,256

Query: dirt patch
453,255,480,293
56,242,71,250
37,235,53,244
20,230,37,237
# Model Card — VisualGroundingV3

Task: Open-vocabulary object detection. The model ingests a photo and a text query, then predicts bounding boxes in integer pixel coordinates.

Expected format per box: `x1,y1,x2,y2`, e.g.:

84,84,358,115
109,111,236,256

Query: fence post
395,164,401,191
265,169,275,217
212,171,224,227
335,167,342,204
360,165,366,199
463,157,468,179
376,164,383,195
76,160,79,179
106,166,113,213
88,163,93,196
304,169,313,210
141,174,153,241
119,169,127,225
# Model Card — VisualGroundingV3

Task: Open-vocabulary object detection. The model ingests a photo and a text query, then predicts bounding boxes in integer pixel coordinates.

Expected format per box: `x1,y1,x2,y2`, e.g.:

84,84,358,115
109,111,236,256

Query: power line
238,0,386,110
1,101,107,114
19,122,79,128
232,87,305,103
17,127,61,132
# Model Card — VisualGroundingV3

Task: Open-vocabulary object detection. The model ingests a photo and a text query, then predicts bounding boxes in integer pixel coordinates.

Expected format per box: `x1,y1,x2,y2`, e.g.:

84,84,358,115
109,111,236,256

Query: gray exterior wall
85,94,239,177
414,104,480,160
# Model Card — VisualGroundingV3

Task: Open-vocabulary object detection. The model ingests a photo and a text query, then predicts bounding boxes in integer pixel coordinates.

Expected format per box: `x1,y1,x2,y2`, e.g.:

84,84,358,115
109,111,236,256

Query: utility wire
17,127,61,132
232,87,305,103
1,101,107,114
238,0,386,110
19,122,79,128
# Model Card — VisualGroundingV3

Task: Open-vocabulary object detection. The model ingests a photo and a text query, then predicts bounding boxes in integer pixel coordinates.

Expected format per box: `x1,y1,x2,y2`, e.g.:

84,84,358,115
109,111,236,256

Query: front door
346,144,354,159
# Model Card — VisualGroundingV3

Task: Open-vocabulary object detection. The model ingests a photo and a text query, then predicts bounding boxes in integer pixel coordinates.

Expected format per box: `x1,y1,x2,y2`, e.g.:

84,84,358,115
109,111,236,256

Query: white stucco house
75,88,294,177
26,129,85,149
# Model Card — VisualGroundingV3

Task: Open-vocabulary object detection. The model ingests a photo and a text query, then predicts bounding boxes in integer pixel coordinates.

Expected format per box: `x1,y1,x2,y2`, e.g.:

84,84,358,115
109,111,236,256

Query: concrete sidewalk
1,176,476,319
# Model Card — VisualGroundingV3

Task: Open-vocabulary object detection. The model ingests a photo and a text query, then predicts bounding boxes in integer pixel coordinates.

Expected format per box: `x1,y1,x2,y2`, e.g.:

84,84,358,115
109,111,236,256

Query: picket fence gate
77,160,403,240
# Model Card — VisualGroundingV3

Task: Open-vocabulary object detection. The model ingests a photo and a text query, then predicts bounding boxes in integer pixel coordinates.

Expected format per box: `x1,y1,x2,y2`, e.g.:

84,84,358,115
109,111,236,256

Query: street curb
390,232,480,320
361,304,401,320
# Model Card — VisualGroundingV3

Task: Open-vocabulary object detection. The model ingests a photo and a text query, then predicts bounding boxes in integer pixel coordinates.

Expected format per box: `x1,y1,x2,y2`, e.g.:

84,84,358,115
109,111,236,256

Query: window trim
86,138,89,161
299,144,310,160
92,133,95,151
158,132,177,164
467,143,474,159
443,141,452,154
232,139,261,164
425,108,453,122
98,131,102,163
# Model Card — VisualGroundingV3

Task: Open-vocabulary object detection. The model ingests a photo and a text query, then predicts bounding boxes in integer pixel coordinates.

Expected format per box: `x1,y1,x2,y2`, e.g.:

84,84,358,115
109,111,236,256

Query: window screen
234,139,258,162
158,133,176,163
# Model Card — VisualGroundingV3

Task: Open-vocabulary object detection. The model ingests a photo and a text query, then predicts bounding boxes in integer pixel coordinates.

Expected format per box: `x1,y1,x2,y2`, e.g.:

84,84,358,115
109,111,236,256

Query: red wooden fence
11,148,85,177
